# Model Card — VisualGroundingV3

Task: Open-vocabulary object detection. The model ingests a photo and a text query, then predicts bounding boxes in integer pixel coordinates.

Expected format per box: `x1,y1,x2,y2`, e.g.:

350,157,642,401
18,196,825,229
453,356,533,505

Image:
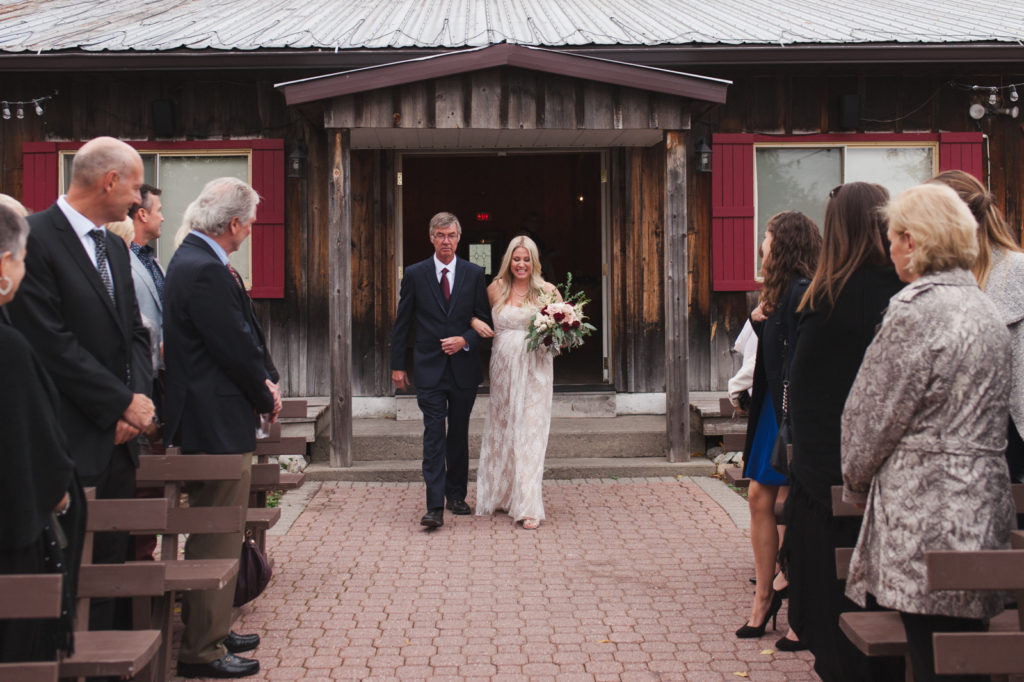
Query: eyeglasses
432,233,458,243
829,185,843,199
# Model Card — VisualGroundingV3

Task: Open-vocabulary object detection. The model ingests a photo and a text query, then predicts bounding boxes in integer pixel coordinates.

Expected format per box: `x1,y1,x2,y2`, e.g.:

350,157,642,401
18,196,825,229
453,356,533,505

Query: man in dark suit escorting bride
391,211,492,529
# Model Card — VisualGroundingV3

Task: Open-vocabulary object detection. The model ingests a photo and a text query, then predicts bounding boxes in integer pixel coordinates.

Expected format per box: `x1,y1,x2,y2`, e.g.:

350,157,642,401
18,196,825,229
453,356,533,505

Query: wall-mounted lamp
287,138,308,179
696,138,713,173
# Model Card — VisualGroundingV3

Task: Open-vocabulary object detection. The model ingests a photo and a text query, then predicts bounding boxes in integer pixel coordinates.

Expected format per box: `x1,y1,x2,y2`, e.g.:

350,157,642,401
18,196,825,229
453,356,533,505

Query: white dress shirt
57,195,115,288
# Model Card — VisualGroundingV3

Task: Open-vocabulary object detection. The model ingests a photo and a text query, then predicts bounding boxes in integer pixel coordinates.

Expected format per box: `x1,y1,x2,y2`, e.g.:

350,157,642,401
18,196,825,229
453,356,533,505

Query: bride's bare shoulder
542,281,562,301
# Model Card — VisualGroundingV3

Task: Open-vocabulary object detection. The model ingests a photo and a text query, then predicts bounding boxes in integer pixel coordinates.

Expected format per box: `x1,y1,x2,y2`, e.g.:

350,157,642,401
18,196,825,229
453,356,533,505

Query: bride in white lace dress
472,236,561,530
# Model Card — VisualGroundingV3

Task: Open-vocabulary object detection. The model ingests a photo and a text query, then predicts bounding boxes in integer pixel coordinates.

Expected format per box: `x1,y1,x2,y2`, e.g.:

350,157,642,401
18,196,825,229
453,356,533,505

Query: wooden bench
690,392,748,455
0,573,63,682
927,530,1024,678
136,451,245,681
834,484,1024,679
59,490,166,681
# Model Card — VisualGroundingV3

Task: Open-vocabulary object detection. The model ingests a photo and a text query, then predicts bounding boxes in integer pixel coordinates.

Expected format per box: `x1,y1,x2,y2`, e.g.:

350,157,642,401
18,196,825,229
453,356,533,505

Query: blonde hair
928,170,1021,289
493,235,545,312
105,218,135,246
885,183,979,276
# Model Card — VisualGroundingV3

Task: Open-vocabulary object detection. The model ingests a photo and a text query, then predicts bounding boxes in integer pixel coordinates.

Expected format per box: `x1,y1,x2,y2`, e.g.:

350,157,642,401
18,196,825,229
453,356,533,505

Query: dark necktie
227,264,247,295
136,245,165,305
88,229,115,303
440,267,450,302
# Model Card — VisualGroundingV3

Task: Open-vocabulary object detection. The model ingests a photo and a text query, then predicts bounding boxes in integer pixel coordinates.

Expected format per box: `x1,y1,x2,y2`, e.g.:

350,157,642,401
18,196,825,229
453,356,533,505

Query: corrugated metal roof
0,0,1021,53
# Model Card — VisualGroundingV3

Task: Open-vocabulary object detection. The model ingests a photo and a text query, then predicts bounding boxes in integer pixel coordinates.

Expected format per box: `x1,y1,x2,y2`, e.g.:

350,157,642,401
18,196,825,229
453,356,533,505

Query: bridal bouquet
525,273,597,355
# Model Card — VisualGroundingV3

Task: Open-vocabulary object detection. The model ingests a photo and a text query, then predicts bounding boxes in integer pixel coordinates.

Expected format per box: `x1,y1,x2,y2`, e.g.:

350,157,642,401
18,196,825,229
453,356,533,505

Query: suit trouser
178,453,252,665
417,363,476,510
79,444,136,632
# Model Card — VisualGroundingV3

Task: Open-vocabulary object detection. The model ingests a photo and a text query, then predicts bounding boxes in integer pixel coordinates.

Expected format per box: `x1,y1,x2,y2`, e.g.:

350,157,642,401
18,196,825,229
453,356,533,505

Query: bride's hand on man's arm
470,317,495,338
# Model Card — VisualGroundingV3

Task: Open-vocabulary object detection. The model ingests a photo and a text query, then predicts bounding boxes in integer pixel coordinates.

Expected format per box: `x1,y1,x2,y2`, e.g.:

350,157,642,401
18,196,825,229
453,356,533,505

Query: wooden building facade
1,40,1022,464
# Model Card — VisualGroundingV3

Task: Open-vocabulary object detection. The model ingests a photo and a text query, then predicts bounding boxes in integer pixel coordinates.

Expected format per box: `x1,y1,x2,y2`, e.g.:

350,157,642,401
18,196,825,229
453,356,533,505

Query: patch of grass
266,490,284,508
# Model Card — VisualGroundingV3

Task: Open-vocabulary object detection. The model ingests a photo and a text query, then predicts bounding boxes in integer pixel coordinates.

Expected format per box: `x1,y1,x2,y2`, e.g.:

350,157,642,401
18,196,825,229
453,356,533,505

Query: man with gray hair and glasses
163,176,281,679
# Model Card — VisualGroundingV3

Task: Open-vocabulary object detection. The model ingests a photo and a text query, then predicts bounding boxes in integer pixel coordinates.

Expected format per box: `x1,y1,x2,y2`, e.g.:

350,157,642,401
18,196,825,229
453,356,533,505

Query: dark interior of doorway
402,152,605,387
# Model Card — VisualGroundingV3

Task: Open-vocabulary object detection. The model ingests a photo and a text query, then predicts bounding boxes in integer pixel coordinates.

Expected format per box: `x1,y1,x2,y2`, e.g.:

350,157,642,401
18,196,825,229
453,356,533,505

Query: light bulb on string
1,102,9,120
33,100,43,116
15,104,23,119
1011,86,1019,103
989,88,999,106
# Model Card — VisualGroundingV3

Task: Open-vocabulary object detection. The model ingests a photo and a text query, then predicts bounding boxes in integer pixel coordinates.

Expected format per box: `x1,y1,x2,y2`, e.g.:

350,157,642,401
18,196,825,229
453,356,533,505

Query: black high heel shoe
774,635,808,651
735,591,783,638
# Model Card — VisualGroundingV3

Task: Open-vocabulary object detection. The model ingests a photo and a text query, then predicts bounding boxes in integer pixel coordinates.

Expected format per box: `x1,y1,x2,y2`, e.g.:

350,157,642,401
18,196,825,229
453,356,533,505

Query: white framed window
753,143,936,275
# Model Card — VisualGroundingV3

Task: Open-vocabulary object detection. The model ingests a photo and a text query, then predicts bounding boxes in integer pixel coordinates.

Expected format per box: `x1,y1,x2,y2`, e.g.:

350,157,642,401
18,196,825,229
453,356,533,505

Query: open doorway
400,152,606,386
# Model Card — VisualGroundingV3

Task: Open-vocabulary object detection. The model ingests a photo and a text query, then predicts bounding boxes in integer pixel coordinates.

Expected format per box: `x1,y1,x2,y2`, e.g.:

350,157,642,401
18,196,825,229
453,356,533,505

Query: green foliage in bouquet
525,273,598,355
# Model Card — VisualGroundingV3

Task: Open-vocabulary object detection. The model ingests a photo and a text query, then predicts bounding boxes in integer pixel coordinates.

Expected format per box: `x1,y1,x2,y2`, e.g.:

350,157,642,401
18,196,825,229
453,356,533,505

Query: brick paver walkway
184,478,819,681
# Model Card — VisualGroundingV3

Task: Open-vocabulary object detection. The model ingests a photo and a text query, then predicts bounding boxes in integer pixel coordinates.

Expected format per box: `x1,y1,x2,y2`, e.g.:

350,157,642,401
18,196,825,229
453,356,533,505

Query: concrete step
304,456,714,482
351,415,667,461
395,392,616,420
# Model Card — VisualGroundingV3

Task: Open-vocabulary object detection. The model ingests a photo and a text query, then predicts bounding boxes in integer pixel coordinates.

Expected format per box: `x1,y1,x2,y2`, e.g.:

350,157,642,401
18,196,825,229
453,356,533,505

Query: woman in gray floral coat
841,182,1016,682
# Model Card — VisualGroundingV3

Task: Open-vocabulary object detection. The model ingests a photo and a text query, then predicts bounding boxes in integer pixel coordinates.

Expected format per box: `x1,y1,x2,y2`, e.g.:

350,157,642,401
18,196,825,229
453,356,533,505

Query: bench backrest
0,574,62,619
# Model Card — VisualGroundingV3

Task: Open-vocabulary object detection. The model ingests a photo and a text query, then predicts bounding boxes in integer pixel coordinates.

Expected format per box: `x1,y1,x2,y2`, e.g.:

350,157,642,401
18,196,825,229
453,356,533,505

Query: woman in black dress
736,211,820,642
0,200,85,663
783,182,904,681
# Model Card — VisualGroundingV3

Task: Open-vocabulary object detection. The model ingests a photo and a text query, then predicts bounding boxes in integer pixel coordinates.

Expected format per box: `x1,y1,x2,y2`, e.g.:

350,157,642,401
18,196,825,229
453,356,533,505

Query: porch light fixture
696,138,713,173
287,138,308,179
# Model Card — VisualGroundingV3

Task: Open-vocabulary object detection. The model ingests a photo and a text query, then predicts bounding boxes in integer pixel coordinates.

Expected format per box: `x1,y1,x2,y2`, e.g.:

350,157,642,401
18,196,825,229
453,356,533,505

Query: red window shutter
249,140,285,299
22,142,59,214
711,134,758,291
938,132,984,180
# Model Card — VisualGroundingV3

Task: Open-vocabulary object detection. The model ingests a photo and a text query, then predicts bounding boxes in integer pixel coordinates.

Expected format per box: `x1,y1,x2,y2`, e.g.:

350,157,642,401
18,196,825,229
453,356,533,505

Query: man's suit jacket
130,249,163,371
390,256,491,389
162,232,274,454
7,204,153,477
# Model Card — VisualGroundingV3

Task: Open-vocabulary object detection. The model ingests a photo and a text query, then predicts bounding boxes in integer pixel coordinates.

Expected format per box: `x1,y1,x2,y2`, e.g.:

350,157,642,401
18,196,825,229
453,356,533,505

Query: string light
1011,86,1019,103
0,93,55,121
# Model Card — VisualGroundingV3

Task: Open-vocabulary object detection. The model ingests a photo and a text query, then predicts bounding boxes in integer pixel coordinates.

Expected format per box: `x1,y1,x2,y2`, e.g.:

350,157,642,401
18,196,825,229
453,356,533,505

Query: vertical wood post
329,129,353,467
664,131,690,462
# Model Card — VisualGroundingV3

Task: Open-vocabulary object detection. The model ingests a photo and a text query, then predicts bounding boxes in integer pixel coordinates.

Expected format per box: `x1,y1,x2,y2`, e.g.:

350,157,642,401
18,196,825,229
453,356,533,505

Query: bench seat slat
160,559,238,591
247,507,281,530
165,507,245,535
933,632,1024,675
136,454,244,484
77,562,165,598
0,661,59,682
926,550,1024,591
85,498,167,532
278,399,308,419
838,611,907,657
59,630,161,678
723,466,749,488
0,574,62,619
255,436,306,456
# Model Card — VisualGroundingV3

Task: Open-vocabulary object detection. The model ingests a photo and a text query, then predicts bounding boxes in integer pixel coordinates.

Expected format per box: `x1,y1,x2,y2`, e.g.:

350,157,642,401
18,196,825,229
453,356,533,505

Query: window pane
846,147,934,198
60,153,157,193
155,155,250,282
755,147,840,274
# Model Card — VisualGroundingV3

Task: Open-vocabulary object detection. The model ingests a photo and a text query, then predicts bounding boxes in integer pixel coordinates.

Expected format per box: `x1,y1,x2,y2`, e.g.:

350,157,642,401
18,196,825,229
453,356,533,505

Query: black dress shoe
177,654,260,678
223,630,260,654
446,499,472,515
420,509,444,528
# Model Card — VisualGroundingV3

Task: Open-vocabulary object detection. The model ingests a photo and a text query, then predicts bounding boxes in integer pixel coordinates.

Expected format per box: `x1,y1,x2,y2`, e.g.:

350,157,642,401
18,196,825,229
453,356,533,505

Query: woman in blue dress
736,211,821,640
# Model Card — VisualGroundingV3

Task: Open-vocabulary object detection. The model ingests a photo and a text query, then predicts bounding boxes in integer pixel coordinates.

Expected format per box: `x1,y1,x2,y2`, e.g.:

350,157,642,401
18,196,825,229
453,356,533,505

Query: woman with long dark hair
736,211,820,642
783,183,904,680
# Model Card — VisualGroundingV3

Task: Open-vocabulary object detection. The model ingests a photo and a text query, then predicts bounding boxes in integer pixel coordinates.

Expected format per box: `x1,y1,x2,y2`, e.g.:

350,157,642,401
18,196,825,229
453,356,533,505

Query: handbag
769,379,792,477
233,531,272,607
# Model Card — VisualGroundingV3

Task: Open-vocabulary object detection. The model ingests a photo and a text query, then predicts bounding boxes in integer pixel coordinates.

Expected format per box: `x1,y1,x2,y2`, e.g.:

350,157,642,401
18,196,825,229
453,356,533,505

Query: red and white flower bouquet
525,274,597,355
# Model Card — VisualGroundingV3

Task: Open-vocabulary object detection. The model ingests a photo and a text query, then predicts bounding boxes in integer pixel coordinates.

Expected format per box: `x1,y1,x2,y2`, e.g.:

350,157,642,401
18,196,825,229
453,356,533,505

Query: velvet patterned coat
841,268,1015,619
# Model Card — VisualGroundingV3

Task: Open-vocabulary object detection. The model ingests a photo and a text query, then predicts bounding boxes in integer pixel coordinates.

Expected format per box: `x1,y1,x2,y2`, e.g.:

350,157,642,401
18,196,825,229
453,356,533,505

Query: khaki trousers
178,453,252,664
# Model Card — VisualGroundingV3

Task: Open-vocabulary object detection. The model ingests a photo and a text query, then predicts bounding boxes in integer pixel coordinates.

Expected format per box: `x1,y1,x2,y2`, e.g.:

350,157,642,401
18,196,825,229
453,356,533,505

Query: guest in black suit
163,177,281,680
391,211,492,528
7,136,155,631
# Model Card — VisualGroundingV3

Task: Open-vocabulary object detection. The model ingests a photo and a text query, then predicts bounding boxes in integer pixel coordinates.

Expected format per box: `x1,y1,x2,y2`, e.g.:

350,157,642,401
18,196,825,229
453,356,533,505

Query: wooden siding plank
434,76,465,130
470,69,502,129
397,82,430,128
505,68,537,130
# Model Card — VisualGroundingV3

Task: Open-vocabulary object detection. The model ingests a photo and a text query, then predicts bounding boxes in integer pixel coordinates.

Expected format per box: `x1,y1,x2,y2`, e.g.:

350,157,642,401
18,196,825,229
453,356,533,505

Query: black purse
233,531,272,607
769,379,792,476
